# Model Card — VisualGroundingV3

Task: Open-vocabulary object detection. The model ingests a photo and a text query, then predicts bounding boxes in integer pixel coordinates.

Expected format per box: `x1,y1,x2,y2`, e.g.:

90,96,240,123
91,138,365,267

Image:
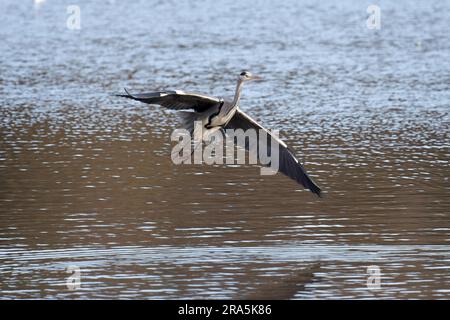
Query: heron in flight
116,71,322,197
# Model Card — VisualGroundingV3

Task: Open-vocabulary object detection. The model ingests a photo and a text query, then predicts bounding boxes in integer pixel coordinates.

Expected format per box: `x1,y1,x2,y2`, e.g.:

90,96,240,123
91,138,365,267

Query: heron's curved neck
231,79,244,107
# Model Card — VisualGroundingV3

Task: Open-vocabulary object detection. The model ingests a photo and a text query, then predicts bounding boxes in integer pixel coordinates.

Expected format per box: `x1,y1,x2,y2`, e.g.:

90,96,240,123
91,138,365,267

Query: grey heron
116,71,322,197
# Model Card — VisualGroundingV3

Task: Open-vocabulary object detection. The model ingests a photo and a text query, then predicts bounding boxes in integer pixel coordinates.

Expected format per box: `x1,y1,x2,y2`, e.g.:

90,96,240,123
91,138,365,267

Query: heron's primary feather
116,89,221,112
225,110,322,197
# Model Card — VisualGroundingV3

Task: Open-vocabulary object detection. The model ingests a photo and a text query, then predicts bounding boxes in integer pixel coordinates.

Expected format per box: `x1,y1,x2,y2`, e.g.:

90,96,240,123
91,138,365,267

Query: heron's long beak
250,75,263,81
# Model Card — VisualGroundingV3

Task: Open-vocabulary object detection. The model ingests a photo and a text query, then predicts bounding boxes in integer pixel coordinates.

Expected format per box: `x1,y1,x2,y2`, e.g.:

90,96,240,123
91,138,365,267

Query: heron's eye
240,71,247,76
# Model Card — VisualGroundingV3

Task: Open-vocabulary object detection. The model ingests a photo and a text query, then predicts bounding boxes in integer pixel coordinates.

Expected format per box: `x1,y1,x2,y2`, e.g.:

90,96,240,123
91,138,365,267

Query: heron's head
239,71,262,82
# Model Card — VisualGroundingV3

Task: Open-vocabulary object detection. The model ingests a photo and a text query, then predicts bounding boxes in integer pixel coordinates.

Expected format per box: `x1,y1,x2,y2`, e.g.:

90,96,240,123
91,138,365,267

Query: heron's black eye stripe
240,71,247,76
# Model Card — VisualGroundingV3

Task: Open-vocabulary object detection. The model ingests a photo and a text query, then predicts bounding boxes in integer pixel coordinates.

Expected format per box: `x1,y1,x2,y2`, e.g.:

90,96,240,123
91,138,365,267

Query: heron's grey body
116,71,322,197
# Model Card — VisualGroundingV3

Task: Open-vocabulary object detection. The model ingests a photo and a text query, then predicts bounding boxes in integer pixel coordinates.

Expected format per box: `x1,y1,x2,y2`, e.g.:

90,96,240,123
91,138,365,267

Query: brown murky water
0,0,449,299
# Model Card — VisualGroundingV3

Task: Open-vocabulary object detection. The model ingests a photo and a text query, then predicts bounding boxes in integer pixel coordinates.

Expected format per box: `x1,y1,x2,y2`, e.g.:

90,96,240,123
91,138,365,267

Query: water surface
0,0,449,299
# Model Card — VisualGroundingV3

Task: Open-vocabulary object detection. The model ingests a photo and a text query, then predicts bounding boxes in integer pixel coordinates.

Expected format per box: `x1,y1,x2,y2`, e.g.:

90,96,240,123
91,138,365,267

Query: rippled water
0,0,449,299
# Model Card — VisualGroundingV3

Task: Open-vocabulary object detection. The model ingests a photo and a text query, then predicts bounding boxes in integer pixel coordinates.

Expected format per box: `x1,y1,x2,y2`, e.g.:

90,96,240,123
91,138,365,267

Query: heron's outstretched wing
116,88,221,112
225,110,322,197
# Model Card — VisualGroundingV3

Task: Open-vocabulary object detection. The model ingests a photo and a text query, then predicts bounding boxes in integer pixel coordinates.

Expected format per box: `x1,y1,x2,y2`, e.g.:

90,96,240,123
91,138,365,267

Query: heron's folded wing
225,110,322,197
116,89,221,112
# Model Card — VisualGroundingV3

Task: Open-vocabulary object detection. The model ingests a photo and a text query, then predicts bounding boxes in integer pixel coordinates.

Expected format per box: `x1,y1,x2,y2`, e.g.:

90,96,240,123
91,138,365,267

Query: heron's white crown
239,71,262,82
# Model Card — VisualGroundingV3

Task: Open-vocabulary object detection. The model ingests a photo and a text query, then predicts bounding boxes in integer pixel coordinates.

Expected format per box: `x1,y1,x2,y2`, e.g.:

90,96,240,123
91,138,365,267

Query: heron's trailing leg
172,119,224,164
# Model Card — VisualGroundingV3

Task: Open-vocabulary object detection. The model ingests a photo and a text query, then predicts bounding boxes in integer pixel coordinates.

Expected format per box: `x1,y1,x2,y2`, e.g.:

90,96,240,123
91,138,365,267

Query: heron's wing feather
225,110,322,197
116,89,220,112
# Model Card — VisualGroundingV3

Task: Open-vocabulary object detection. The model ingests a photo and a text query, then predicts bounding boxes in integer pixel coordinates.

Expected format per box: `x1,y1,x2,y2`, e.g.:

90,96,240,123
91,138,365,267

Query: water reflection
1,244,449,299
